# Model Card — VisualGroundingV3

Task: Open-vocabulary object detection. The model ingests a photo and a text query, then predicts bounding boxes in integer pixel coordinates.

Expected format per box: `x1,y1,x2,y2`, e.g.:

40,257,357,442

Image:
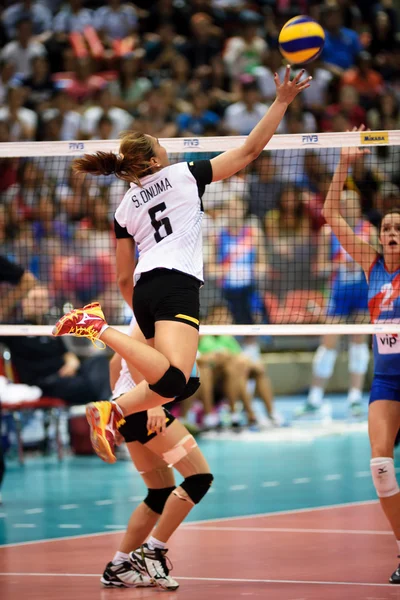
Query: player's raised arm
321,128,377,274
210,65,311,182
116,237,136,309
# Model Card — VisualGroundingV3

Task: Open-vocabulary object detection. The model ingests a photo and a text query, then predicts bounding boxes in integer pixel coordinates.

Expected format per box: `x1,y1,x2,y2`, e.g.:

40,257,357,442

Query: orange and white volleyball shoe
52,302,107,348
86,401,126,463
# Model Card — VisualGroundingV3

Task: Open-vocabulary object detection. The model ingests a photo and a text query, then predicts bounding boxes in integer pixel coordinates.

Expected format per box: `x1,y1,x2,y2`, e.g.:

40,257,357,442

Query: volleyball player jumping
52,66,311,465
101,316,210,591
321,127,400,583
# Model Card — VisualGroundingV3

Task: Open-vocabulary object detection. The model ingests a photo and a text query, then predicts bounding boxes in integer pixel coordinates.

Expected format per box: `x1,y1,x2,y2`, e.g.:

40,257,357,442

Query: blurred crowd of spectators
1,0,400,325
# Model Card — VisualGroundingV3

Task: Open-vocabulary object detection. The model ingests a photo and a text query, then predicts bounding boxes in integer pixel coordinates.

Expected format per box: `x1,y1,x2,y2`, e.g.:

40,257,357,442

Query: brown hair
72,131,156,186
379,208,400,233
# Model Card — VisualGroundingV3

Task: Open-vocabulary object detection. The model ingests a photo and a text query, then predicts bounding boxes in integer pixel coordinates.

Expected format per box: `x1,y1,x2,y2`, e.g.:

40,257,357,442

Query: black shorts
119,407,175,444
133,268,201,339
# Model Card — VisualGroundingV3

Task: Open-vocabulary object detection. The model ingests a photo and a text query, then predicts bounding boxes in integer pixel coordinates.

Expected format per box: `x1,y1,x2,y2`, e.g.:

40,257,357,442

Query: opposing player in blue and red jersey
323,126,400,583
298,190,376,419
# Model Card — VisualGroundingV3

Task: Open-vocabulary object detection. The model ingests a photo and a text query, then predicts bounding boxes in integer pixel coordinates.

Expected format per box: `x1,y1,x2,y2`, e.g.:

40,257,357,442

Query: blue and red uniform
326,221,371,317
368,254,400,402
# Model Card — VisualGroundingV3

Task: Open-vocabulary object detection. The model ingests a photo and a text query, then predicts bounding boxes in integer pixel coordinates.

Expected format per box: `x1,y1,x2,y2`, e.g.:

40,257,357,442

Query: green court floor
0,429,383,546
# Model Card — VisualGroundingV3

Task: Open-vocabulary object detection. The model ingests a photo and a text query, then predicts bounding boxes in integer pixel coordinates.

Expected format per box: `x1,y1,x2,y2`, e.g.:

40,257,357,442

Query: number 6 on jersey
149,202,173,243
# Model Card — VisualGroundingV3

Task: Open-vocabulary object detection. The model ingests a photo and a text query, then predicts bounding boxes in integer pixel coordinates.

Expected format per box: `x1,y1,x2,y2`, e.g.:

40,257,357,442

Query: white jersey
112,316,136,399
114,160,212,284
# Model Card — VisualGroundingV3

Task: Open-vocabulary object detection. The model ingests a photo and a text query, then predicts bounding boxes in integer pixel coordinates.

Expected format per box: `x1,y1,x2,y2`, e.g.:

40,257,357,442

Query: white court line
293,478,311,484
59,504,79,510
128,496,143,502
0,499,379,548
0,513,7,518
24,509,43,515
261,481,280,487
12,525,36,529
324,475,342,481
355,471,370,478
0,572,393,588
94,500,113,506
183,526,392,536
58,525,81,529
229,485,248,491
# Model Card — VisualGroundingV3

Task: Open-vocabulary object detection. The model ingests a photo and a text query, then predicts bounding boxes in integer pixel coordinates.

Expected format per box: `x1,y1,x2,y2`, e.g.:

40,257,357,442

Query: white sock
147,535,166,551
112,551,129,565
308,386,324,408
348,388,362,405
99,324,109,337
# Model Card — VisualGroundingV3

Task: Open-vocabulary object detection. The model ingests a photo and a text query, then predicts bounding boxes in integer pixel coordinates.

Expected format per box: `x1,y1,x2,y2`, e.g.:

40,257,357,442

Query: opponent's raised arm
210,66,311,182
321,128,377,274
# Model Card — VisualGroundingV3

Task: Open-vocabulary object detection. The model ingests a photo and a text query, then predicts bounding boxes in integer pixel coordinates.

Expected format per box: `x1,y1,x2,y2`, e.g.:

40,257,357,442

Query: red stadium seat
0,346,67,465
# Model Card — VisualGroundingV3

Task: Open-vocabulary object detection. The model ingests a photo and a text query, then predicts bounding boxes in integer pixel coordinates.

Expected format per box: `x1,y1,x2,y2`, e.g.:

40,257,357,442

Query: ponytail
72,131,156,186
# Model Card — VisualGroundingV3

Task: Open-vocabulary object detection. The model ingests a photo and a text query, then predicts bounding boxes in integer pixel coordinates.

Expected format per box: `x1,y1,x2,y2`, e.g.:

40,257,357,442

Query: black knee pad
144,486,176,514
149,365,187,398
174,376,200,403
180,473,214,504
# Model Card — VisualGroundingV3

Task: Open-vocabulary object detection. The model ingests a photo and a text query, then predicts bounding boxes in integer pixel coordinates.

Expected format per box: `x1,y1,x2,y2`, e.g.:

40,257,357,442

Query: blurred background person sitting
0,285,112,406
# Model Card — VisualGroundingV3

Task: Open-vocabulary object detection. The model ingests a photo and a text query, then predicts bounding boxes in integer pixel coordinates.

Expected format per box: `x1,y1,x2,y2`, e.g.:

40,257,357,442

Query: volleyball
278,16,325,64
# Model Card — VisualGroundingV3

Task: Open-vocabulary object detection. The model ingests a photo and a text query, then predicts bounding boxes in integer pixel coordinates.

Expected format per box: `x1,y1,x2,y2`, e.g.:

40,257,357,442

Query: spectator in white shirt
80,86,133,139
293,61,333,114
2,1,53,41
0,85,38,141
0,17,46,78
94,0,138,43
224,79,279,135
53,0,93,37
52,89,81,141
223,10,267,80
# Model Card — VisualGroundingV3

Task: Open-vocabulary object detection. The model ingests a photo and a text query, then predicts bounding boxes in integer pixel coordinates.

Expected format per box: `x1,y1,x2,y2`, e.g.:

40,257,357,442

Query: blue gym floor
0,394,383,547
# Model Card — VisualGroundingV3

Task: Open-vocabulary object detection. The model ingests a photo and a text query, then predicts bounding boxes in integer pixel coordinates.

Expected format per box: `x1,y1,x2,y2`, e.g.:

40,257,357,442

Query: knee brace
349,343,370,375
174,377,200,403
370,457,400,498
149,366,186,398
174,473,214,505
144,486,176,514
312,346,338,379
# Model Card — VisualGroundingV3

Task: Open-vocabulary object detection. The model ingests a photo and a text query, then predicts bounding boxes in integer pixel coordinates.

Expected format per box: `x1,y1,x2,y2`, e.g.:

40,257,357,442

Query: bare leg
118,442,176,553
145,420,211,543
118,503,159,554
197,361,215,416
112,322,199,416
254,369,274,417
348,333,369,400
369,400,400,539
307,333,339,406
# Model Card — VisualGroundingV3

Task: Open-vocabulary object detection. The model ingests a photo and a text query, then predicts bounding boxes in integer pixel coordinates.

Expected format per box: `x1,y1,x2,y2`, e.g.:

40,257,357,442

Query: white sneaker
101,560,154,588
130,544,179,590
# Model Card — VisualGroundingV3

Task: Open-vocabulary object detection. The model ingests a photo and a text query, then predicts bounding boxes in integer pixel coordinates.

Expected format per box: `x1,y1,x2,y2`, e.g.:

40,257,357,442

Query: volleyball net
1,130,399,338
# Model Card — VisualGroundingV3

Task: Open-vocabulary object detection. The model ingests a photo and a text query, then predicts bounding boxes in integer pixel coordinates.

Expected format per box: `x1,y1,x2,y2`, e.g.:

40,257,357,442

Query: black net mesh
0,137,398,327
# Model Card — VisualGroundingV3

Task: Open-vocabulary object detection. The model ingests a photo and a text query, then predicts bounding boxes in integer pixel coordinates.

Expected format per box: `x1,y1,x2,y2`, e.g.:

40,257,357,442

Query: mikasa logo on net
360,132,389,144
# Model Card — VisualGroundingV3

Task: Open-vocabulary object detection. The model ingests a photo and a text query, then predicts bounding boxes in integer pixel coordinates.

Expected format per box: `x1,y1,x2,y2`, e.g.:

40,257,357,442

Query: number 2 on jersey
148,202,173,243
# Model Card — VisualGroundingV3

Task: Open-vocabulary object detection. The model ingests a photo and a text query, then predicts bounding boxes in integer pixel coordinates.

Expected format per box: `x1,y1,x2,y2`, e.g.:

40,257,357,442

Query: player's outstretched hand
274,65,312,104
340,125,371,164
